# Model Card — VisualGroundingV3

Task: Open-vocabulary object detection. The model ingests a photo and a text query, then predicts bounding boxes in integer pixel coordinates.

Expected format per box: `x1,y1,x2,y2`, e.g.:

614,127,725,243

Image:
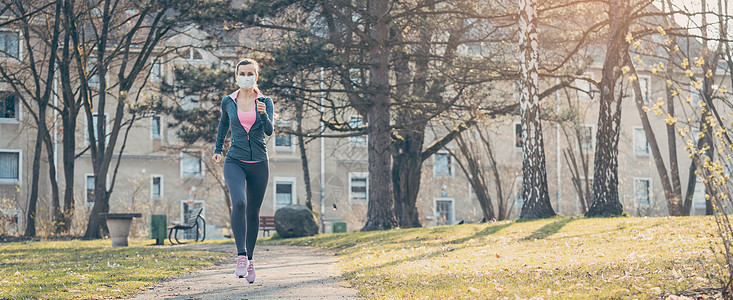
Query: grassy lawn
0,239,228,299
263,216,720,299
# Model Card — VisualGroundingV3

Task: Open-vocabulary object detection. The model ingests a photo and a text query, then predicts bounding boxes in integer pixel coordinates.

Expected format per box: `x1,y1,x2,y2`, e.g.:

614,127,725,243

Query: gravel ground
130,244,361,300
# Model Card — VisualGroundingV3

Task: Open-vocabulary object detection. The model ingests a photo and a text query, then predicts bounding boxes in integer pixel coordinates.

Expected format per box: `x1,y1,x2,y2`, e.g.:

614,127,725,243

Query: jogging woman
211,58,274,283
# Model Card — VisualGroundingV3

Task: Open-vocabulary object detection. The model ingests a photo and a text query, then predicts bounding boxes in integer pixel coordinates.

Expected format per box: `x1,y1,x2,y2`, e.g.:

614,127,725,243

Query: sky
666,0,725,40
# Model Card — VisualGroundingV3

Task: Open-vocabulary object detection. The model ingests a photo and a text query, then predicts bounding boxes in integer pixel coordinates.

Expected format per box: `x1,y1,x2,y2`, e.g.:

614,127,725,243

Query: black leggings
223,157,269,260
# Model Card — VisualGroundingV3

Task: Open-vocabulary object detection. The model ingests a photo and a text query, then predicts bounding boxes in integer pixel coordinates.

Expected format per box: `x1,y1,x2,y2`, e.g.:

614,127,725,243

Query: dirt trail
130,244,361,299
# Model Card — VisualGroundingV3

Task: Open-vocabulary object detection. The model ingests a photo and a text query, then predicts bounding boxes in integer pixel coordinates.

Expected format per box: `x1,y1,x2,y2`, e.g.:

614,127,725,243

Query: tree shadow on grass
344,223,515,277
522,217,576,241
448,222,513,244
263,227,425,251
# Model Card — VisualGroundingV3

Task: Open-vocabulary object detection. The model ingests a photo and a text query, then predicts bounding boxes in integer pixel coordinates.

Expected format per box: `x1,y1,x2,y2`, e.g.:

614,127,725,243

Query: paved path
131,244,361,300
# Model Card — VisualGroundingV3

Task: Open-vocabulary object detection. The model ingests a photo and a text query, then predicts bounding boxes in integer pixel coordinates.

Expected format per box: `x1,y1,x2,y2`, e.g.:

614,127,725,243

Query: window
150,62,162,82
274,177,296,210
349,116,367,145
87,57,101,89
186,48,203,60
181,95,201,110
85,174,95,204
633,127,649,155
220,60,235,71
151,115,161,138
0,150,20,184
275,120,294,151
514,123,523,149
579,125,594,151
180,150,204,178
575,74,595,101
634,178,651,206
468,129,480,142
85,113,108,146
466,41,485,56
0,91,18,120
349,172,368,204
0,31,20,58
433,152,453,177
514,176,524,207
692,177,706,209
691,83,702,106
635,76,651,104
434,199,454,225
348,68,363,88
151,175,163,200
692,128,701,145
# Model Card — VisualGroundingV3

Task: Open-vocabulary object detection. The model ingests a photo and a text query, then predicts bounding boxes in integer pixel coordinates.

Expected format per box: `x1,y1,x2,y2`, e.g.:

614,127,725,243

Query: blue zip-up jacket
214,94,274,161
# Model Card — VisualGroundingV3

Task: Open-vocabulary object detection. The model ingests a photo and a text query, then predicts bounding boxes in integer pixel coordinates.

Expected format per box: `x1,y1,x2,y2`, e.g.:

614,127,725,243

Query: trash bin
149,214,167,245
332,222,347,233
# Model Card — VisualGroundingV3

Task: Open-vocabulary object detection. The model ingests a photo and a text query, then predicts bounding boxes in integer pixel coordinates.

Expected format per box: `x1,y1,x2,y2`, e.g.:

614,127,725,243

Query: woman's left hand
256,99,266,114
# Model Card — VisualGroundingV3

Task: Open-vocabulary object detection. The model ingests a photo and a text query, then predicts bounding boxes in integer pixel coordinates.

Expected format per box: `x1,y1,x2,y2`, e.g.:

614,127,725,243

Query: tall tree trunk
20,0,62,237
295,100,313,210
700,0,717,216
665,53,684,215
659,0,694,216
682,136,704,214
23,119,44,237
84,0,130,239
58,12,79,233
61,112,77,232
362,0,397,231
518,0,555,219
392,124,425,228
42,122,62,233
586,0,629,217
391,20,423,228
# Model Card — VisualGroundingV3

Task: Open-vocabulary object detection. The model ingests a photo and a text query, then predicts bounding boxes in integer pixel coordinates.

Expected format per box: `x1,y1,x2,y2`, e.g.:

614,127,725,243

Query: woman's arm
258,97,274,136
214,97,230,154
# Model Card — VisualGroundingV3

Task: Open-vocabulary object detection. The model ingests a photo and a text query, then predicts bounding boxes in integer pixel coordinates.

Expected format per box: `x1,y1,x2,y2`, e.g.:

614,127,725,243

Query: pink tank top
230,89,265,163
237,104,257,133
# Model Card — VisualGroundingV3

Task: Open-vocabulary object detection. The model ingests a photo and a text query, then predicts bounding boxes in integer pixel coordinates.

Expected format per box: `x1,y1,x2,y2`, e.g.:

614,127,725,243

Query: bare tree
72,0,223,239
559,109,593,214
450,123,520,221
0,0,62,236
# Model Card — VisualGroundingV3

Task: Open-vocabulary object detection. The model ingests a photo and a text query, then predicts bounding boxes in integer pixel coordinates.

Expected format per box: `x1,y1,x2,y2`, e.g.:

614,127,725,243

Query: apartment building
0,20,720,237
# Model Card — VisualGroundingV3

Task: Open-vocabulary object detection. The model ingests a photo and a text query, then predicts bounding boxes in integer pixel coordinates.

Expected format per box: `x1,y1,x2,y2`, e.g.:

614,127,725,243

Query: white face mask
236,75,256,90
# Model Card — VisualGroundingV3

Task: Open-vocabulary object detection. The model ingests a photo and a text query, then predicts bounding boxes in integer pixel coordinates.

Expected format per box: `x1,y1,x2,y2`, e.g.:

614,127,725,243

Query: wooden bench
259,216,275,237
168,207,205,244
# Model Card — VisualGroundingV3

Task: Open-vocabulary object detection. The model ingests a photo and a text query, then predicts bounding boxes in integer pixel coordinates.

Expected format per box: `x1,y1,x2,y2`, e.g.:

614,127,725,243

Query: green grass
0,238,228,299
262,216,720,299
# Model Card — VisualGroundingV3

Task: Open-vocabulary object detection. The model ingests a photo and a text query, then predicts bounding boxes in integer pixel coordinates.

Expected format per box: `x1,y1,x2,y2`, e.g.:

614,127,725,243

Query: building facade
0,23,718,237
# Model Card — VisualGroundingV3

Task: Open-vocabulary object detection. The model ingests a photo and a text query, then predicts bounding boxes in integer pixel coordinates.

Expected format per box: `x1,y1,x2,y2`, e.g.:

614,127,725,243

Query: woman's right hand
212,154,222,164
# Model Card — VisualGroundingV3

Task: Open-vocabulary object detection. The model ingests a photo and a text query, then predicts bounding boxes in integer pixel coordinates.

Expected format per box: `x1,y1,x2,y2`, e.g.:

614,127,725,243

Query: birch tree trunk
518,0,555,219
